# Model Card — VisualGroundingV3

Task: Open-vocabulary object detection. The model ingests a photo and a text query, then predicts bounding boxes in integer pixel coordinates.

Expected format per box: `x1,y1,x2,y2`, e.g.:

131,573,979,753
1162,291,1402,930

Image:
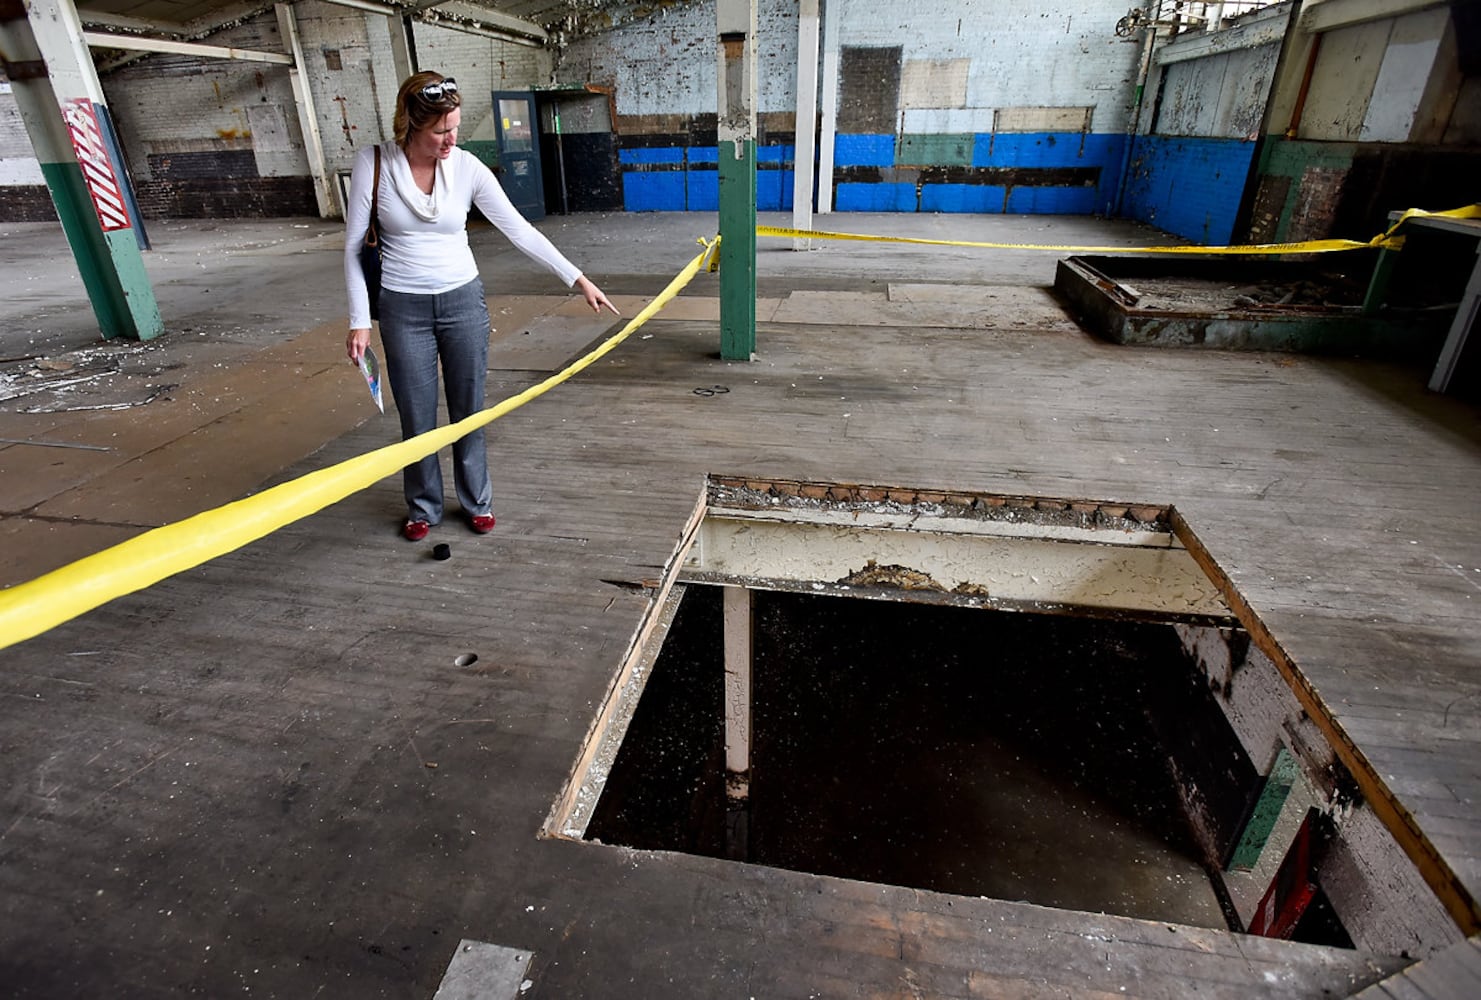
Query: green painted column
718,139,756,360
1,0,162,341
717,0,757,361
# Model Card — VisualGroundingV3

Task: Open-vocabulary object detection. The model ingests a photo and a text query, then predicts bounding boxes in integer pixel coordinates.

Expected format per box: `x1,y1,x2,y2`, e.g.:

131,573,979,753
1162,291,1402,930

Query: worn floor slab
0,212,1477,998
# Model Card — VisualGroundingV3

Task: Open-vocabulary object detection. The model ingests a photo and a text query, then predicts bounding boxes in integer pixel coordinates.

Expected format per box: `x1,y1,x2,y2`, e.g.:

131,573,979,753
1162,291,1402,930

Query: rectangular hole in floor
586,585,1327,936
548,476,1466,960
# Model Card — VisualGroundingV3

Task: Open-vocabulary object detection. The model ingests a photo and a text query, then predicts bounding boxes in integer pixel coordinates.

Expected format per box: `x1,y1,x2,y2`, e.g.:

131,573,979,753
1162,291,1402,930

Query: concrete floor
2,210,1479,998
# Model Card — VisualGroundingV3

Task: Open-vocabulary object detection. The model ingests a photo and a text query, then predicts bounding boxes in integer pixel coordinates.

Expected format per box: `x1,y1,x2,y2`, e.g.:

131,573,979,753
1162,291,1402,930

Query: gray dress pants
378,278,493,524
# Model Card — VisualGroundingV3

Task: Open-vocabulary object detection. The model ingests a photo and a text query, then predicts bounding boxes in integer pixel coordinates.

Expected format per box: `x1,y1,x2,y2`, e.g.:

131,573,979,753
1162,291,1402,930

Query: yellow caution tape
758,202,1481,256
0,238,720,653
7,202,1479,650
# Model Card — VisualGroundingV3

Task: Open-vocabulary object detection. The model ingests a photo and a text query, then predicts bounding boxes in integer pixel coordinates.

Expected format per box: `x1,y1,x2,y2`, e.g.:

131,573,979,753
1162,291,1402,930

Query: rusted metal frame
1168,506,1481,936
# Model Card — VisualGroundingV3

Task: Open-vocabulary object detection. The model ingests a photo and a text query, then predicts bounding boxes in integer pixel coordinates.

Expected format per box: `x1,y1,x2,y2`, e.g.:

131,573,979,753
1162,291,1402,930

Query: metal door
493,91,545,220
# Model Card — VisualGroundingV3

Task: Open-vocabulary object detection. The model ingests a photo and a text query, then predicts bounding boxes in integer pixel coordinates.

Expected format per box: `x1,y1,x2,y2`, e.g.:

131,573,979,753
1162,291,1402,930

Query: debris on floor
0,343,178,412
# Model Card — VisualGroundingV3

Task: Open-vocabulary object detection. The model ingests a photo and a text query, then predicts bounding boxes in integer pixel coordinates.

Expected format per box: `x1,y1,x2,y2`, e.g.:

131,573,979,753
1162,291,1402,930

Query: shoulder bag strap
365,145,382,248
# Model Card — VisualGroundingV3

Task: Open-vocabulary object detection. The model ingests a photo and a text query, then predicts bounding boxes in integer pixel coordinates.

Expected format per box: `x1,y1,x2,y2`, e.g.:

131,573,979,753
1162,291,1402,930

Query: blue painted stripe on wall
758,169,794,212
622,172,686,211
834,134,896,168
836,182,917,212
620,147,685,165
1006,186,1102,214
617,134,1136,215
687,171,718,211
618,145,797,212
1121,135,1254,245
921,185,1007,213
973,132,1125,169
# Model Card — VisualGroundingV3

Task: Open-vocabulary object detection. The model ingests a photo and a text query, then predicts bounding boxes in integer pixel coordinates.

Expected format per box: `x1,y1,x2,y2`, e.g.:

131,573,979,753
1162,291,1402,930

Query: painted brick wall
413,21,554,174
85,9,327,219
1120,135,1254,245
1120,5,1286,244
1239,4,1481,244
1250,138,1481,244
0,2,554,221
0,90,53,219
558,0,1141,215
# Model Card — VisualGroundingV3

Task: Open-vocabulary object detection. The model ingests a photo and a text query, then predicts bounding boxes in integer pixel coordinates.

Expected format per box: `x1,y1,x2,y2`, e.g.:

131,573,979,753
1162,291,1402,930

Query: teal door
493,91,545,220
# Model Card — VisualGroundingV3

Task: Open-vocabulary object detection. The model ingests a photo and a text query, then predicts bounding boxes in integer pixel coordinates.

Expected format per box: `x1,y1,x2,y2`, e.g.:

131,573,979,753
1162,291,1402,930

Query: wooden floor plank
2,213,1478,997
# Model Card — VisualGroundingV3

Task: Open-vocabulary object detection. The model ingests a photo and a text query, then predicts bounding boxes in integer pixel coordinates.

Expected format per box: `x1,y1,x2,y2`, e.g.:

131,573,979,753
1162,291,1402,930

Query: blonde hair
393,71,462,148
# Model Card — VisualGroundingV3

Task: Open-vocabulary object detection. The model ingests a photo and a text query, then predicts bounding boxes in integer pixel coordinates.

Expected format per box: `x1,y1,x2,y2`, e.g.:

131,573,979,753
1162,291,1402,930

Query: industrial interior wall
0,1,552,222
0,78,54,221
555,0,799,212
99,10,319,220
554,0,1143,214
1120,4,1290,245
1245,2,1480,243
410,22,554,178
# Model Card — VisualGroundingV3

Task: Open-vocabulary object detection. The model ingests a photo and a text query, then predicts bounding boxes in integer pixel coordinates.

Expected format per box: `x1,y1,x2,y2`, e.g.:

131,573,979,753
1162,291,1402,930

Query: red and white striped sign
63,98,131,232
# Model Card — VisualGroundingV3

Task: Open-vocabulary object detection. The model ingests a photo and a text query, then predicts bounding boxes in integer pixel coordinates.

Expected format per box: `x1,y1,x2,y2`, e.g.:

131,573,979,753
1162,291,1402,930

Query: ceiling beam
313,0,548,45
82,30,293,64
427,1,547,42
416,9,543,47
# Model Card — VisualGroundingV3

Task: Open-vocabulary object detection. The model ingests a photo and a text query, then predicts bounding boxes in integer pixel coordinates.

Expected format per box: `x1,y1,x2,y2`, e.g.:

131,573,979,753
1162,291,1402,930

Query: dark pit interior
585,585,1358,944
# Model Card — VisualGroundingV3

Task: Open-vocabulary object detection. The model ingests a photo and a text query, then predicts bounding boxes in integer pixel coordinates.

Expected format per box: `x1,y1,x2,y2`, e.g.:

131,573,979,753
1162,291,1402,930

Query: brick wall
1250,138,1481,243
1119,5,1286,243
412,20,554,167
1121,136,1256,245
559,0,1141,214
0,184,58,221
0,2,556,222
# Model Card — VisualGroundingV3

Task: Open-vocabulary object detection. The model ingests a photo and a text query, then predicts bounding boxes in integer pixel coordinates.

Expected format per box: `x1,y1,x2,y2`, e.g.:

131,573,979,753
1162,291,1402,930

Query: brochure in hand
358,348,384,413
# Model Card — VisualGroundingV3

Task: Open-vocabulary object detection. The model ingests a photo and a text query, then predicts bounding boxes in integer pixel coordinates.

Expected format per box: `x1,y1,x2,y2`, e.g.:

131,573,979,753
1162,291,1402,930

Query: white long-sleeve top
343,140,583,329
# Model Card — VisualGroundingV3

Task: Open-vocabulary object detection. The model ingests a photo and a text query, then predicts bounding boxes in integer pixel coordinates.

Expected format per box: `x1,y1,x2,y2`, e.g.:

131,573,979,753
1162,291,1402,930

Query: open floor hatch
546,476,1467,959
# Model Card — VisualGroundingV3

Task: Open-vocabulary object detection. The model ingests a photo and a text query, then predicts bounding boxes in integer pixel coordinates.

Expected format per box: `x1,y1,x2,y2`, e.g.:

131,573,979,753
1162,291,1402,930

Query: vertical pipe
723,585,754,860
1115,8,1159,218
1285,33,1323,139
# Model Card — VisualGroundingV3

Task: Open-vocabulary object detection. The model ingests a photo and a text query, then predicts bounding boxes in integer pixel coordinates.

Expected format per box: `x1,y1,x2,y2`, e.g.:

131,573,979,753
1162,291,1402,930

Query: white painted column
815,0,840,215
790,0,819,250
275,3,336,218
723,584,753,860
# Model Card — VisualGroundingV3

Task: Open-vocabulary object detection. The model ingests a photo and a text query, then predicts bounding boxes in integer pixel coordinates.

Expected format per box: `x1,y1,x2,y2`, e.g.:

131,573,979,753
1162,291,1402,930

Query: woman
344,71,617,541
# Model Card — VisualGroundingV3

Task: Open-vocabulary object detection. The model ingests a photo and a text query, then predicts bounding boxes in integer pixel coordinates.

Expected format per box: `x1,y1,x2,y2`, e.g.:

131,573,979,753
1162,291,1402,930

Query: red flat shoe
469,514,496,534
403,519,431,542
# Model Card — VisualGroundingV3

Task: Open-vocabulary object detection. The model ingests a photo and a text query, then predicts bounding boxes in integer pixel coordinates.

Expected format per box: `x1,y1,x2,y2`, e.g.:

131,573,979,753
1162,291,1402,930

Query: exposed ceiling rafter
81,30,292,63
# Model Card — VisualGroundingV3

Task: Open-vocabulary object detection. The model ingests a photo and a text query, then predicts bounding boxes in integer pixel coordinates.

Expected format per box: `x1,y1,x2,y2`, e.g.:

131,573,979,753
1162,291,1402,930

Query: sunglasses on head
419,78,458,101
